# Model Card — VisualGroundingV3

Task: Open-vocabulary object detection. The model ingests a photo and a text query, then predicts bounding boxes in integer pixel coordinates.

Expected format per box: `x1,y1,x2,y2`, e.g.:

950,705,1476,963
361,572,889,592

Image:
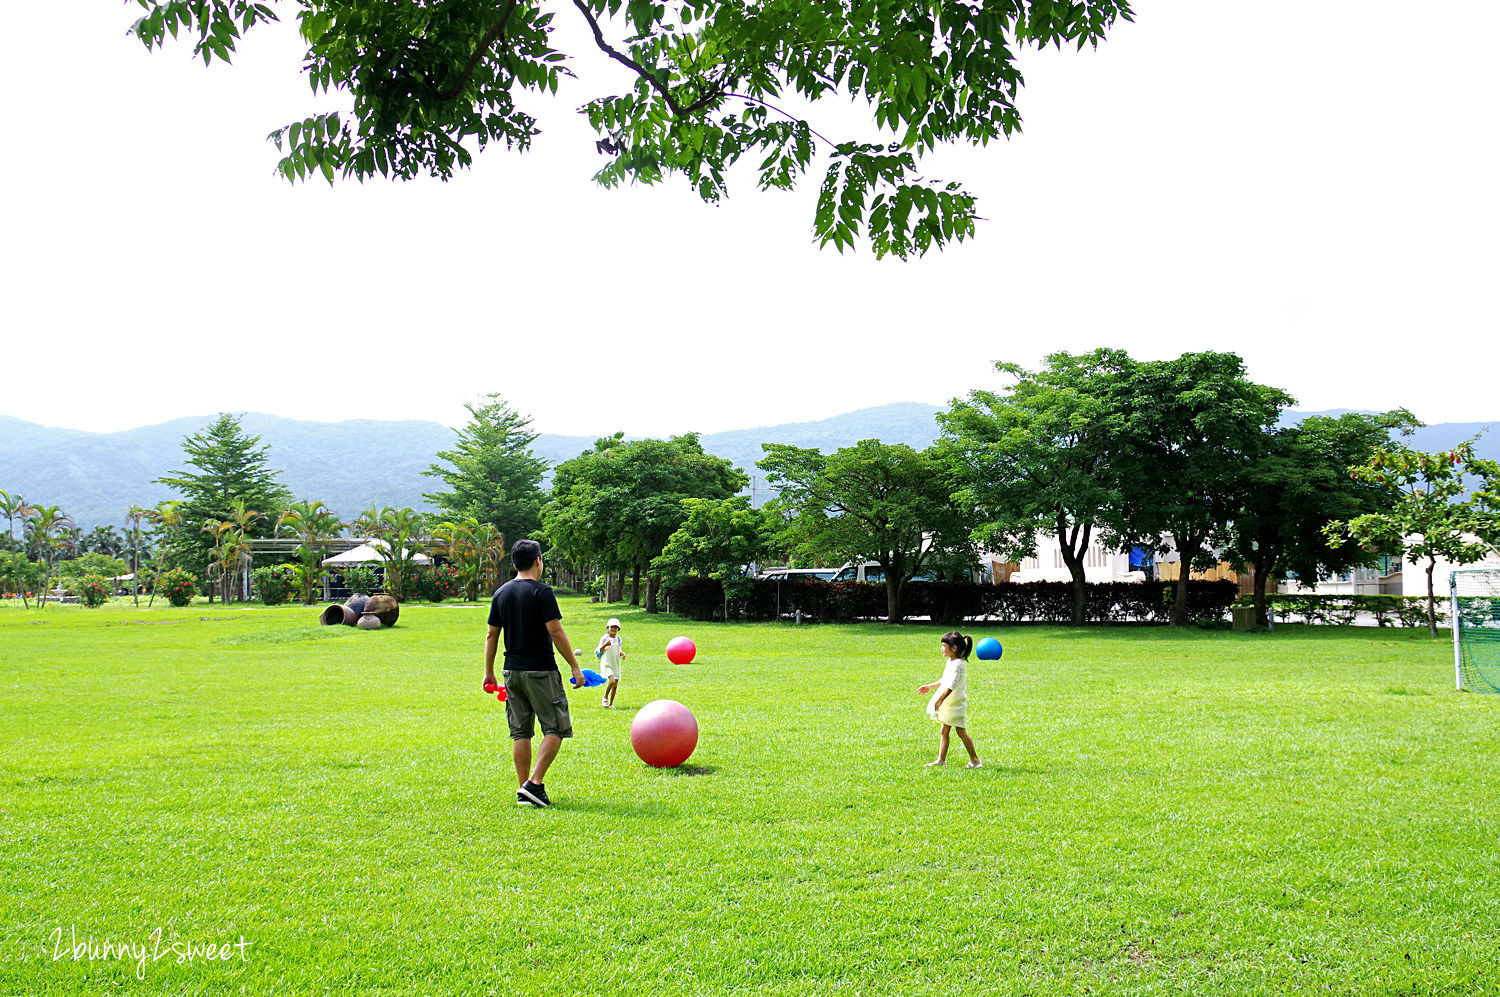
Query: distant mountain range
0,404,946,529
0,405,1494,530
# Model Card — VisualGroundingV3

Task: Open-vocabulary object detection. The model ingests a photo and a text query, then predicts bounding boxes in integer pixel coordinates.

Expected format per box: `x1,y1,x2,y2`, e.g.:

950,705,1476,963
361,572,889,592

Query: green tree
156,414,291,582
423,394,546,547
128,0,1132,259
1112,353,1293,627
1226,411,1416,627
0,491,32,552
0,551,39,608
57,553,131,590
353,506,428,602
653,496,776,620
202,500,265,603
81,525,125,557
544,434,745,612
1325,438,1500,637
758,440,976,623
432,517,508,603
277,499,345,604
123,504,149,606
145,501,185,607
25,505,76,608
938,349,1132,626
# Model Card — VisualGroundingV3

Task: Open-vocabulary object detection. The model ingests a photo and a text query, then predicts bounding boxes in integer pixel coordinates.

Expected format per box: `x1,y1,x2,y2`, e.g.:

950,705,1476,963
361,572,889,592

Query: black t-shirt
487,577,562,671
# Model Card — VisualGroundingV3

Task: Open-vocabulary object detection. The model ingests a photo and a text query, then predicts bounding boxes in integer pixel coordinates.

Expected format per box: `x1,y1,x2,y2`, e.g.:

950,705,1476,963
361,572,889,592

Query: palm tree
474,522,508,598
203,500,264,603
355,505,427,602
82,525,125,557
26,505,76,608
124,504,148,607
432,517,502,602
277,499,344,604
203,521,246,603
0,491,33,551
145,501,183,607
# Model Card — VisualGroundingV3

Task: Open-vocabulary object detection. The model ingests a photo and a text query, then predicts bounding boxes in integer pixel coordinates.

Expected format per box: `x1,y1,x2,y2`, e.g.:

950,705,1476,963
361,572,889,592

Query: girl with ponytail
916,631,982,768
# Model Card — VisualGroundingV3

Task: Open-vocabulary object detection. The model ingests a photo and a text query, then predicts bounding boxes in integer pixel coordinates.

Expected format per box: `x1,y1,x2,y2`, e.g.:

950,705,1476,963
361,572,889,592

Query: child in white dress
595,618,624,708
916,630,981,768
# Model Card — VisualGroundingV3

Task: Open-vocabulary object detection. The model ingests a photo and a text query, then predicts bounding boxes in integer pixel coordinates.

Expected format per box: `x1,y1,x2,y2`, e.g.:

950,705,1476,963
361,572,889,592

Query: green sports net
1452,569,1500,693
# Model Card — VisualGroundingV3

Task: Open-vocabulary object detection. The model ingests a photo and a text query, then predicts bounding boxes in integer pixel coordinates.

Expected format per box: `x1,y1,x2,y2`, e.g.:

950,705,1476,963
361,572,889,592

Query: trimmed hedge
1262,593,1444,627
664,577,1239,625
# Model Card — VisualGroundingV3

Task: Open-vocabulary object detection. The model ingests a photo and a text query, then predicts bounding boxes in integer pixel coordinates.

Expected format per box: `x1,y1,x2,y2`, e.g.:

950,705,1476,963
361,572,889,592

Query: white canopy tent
321,542,431,567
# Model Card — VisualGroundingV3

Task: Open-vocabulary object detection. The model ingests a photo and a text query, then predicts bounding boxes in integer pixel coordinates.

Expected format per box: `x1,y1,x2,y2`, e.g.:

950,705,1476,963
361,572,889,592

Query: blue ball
975,637,1003,660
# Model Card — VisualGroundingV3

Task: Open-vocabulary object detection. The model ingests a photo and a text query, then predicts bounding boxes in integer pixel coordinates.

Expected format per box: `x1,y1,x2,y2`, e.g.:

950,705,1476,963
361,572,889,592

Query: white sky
3,2,1497,437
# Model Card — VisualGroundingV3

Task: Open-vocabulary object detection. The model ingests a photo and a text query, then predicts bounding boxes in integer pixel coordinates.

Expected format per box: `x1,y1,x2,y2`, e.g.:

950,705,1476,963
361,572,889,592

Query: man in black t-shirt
484,538,585,808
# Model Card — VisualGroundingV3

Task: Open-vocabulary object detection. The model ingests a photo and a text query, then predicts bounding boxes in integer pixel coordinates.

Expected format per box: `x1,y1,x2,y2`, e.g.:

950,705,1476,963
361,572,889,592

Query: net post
1450,570,1463,691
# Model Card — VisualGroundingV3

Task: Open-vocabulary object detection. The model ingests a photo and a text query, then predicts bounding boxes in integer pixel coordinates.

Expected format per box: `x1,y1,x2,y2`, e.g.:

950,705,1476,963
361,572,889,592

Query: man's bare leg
530,733,563,785
513,738,532,786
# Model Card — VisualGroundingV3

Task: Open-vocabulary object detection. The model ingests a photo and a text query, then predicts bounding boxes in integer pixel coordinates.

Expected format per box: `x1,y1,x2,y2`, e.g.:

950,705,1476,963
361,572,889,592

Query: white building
1006,531,1148,585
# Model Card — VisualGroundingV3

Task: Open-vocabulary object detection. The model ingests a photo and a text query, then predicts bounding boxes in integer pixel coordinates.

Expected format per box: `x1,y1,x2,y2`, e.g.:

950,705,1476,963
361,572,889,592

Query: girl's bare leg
926,725,952,766
956,727,980,766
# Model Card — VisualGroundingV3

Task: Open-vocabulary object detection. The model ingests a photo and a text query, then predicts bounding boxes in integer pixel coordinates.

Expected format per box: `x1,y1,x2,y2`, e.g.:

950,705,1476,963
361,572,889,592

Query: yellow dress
928,658,968,728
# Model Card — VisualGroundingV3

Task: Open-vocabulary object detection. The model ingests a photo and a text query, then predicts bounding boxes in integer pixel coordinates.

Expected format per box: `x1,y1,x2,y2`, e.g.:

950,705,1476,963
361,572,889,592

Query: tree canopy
1111,352,1292,626
1326,438,1500,636
938,349,1130,626
653,495,776,618
1225,411,1414,627
128,0,1134,258
758,439,975,623
423,393,547,547
155,413,291,582
543,433,745,611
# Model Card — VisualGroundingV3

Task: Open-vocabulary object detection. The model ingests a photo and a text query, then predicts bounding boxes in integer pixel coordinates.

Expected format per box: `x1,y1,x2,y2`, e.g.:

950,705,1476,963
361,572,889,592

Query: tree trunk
644,574,661,614
885,576,905,624
630,564,641,606
1170,536,1203,627
1059,544,1088,626
1252,562,1271,628
1426,556,1439,637
1055,514,1092,626
607,572,624,603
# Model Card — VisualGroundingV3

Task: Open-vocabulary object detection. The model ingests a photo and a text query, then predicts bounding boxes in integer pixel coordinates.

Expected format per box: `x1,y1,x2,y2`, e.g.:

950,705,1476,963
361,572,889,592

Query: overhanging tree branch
571,0,724,116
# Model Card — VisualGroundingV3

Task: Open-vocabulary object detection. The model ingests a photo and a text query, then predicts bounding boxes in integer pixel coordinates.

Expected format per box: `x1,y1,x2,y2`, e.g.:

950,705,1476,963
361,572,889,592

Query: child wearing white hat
595,618,624,708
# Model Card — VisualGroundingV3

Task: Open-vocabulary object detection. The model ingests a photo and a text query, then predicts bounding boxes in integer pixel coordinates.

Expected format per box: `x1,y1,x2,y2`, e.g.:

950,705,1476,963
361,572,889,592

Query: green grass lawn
1,598,1496,995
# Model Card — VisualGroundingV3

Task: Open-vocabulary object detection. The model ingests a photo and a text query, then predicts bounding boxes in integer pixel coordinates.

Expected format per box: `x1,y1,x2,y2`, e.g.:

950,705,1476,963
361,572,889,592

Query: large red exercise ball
665,636,697,664
630,699,699,768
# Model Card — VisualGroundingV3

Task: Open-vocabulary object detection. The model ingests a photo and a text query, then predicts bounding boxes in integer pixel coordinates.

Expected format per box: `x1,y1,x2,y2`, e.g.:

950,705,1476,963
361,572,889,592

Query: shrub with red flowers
158,567,199,607
75,574,112,609
412,564,463,602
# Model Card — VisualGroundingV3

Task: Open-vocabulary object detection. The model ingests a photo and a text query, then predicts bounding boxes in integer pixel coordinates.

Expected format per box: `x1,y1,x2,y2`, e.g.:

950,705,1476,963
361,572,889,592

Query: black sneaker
516,789,533,807
518,782,551,808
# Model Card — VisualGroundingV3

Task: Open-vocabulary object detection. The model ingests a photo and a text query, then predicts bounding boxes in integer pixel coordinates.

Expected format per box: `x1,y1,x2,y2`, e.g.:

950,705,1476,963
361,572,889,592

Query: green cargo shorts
503,669,573,740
